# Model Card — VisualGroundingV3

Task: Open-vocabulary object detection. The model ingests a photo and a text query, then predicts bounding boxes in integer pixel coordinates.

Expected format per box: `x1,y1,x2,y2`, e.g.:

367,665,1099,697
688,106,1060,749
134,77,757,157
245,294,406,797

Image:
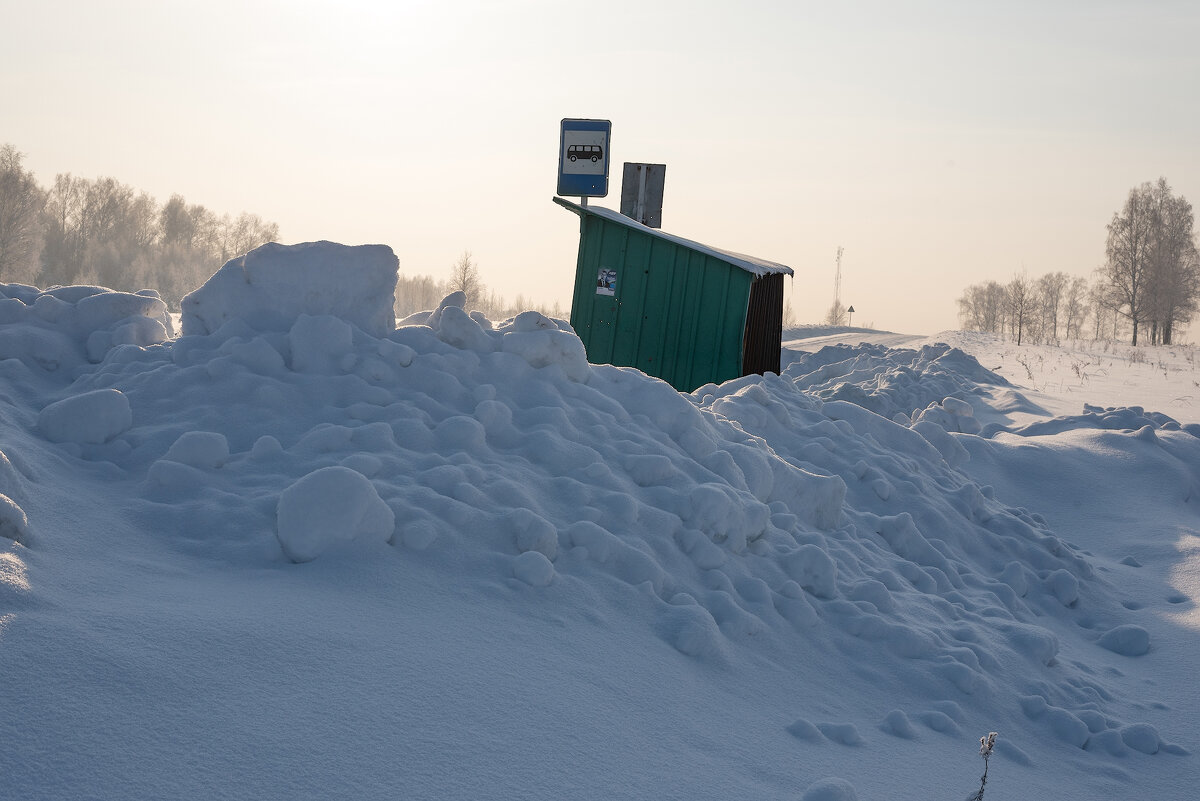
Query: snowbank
3,250,1196,801
180,241,399,338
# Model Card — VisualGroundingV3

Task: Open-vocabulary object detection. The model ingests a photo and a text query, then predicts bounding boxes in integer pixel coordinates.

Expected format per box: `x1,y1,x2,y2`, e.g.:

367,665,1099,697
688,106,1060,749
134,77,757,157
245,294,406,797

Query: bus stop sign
557,118,611,198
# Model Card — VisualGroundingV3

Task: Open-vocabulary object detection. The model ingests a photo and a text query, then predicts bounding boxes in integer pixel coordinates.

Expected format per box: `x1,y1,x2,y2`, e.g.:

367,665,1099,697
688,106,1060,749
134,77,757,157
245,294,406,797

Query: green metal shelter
555,197,794,392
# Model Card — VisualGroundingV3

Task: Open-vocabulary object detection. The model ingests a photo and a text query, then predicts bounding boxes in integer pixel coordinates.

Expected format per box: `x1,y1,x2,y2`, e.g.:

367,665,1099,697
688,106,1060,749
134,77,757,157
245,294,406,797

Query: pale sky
5,0,1199,334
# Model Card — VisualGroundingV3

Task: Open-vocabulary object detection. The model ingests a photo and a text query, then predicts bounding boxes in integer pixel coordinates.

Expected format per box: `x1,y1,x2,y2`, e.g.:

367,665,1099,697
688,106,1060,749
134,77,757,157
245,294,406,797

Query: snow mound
1097,624,1151,656
0,283,172,374
801,777,859,801
782,341,1006,422
6,260,1195,800
38,388,132,444
180,241,399,338
0,493,30,545
276,466,395,562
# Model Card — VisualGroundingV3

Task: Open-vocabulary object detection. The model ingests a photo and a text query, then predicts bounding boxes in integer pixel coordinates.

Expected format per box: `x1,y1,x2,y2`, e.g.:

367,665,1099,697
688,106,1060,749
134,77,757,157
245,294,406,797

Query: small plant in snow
967,732,998,801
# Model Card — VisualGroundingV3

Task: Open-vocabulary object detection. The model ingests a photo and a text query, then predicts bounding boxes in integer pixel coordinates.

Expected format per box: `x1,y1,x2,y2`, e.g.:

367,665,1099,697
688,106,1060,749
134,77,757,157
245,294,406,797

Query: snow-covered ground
2,245,1197,800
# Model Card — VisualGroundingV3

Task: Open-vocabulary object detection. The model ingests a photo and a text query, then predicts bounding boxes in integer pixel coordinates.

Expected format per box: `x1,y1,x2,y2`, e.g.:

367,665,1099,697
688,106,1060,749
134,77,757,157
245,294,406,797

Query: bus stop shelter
555,197,794,392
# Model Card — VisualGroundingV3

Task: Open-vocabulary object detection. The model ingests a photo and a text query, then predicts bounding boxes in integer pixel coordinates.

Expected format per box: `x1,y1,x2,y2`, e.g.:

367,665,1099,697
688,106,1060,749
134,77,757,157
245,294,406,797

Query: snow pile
276,465,395,562
37,388,132,445
0,283,172,375
783,341,1008,424
2,248,1197,801
181,240,399,338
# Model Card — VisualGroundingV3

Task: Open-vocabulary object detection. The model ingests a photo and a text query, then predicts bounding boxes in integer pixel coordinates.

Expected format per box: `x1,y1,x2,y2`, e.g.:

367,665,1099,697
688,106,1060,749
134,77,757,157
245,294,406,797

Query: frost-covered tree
1063,276,1089,340
1141,179,1199,345
1097,179,1200,345
1006,272,1034,345
0,145,45,283
823,299,846,326
447,250,483,308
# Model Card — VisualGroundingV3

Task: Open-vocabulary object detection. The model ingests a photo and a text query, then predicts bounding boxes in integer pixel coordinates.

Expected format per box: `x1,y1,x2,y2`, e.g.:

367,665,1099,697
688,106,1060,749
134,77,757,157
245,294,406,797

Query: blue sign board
557,118,611,198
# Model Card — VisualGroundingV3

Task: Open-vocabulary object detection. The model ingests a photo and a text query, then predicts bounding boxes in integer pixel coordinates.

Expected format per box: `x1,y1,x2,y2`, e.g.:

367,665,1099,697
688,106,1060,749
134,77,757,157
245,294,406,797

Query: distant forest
0,144,279,311
958,178,1200,346
1,144,560,321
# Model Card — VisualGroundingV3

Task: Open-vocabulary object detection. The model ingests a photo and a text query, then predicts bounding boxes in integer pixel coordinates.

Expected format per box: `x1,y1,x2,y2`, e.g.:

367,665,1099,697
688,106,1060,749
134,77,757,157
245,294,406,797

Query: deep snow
2,242,1198,800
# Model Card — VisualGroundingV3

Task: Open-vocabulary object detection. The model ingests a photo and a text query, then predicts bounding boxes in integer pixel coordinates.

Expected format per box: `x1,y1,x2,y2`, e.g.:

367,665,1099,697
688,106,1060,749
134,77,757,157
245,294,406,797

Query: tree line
397,250,563,323
1,143,279,309
958,178,1200,345
2,145,564,322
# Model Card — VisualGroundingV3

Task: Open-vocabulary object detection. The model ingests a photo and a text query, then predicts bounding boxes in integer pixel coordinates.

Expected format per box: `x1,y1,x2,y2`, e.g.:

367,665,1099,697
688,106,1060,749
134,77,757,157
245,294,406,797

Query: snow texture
2,256,1198,801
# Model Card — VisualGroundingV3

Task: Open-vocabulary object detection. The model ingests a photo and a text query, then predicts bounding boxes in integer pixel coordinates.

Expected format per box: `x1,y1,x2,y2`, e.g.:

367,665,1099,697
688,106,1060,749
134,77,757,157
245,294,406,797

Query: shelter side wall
742,273,784,377
570,215,621,363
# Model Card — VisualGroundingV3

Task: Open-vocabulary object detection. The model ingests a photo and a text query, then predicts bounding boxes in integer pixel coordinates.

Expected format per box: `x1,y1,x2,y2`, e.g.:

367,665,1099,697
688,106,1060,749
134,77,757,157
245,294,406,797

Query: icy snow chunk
0,450,26,502
289,314,354,373
1044,568,1079,606
661,603,722,657
0,325,81,373
846,578,895,613
421,290,466,329
1004,622,1059,666
512,551,555,586
400,519,440,551
163,431,229,470
782,544,838,599
250,435,284,460
436,305,495,352
508,508,557,560
275,466,395,562
500,324,589,382
1097,624,1151,656
378,338,415,367
774,581,819,628
38,389,132,444
1120,723,1162,754
181,241,398,338
911,419,970,467
913,396,982,435
817,722,864,746
879,709,917,739
0,494,30,545
86,315,170,363
785,717,824,741
801,777,859,801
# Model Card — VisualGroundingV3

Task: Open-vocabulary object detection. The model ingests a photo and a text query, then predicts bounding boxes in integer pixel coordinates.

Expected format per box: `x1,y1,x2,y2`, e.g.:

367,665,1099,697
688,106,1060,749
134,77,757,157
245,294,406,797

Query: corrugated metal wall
568,209,755,392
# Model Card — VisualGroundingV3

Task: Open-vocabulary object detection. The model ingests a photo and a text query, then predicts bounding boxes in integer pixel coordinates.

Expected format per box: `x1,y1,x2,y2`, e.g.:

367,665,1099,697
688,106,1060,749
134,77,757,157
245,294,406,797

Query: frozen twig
967,732,998,801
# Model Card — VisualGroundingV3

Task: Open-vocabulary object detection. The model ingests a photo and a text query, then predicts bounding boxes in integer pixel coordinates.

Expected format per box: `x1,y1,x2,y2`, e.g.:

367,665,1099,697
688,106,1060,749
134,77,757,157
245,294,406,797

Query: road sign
620,162,665,228
557,118,611,198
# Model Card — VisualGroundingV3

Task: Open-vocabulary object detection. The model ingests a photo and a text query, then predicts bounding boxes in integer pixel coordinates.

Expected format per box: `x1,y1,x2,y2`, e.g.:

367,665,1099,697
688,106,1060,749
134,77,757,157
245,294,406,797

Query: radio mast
834,246,844,308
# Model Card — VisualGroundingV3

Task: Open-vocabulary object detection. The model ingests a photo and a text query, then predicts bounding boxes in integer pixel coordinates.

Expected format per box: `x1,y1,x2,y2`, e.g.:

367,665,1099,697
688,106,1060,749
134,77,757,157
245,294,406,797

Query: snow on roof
554,197,794,277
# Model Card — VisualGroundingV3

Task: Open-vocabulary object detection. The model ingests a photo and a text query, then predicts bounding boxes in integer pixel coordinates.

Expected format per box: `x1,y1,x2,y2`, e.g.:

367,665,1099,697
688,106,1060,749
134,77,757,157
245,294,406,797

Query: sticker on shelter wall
596,268,617,296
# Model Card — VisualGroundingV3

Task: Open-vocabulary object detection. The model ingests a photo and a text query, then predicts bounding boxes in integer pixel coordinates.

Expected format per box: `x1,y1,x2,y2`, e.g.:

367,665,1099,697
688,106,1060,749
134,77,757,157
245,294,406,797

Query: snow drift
1,241,1195,800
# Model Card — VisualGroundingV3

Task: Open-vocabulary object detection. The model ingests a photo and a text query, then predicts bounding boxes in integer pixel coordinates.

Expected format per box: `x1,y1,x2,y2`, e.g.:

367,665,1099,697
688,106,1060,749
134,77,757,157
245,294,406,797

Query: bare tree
0,145,46,283
1142,178,1199,344
218,212,279,262
1006,272,1034,345
1063,276,1089,340
447,250,483,308
957,280,1008,334
1101,182,1157,345
1036,271,1068,343
823,299,846,326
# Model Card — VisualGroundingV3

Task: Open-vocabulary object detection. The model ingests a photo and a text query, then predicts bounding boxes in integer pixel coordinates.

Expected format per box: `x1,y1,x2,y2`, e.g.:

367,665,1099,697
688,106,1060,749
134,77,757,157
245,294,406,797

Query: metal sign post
557,119,612,202
620,163,665,228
